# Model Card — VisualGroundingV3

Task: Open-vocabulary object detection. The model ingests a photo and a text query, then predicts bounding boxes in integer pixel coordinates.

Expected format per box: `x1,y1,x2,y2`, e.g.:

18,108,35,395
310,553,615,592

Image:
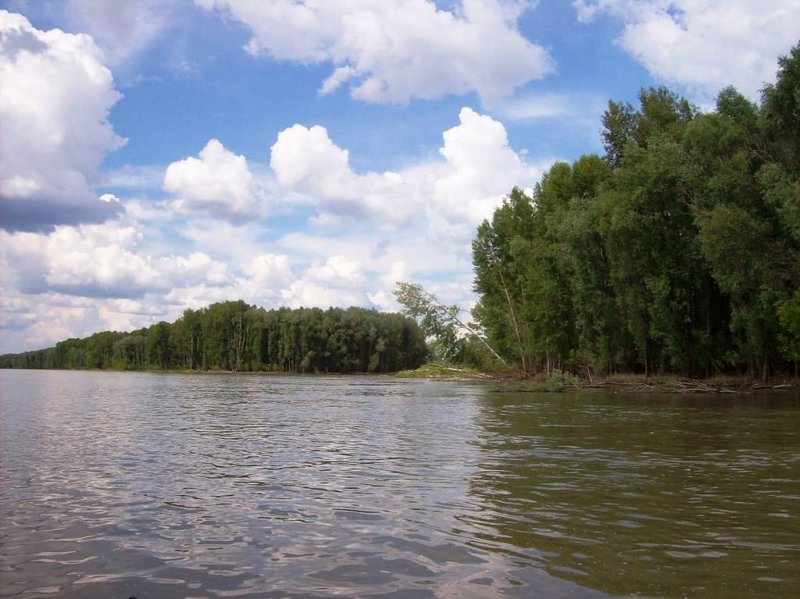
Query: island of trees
0,302,428,374
400,43,800,382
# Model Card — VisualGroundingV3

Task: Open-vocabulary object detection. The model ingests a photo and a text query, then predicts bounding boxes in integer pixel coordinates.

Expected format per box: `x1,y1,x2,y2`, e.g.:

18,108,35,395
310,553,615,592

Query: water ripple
1,371,798,598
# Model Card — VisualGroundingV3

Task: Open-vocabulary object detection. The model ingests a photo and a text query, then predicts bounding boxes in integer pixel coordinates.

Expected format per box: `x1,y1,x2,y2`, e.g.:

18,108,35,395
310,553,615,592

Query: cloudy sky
1,0,798,353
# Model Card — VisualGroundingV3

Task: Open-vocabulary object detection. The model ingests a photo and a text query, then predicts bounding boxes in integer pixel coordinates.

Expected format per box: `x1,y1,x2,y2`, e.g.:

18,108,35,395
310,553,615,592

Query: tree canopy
471,42,800,380
0,301,427,374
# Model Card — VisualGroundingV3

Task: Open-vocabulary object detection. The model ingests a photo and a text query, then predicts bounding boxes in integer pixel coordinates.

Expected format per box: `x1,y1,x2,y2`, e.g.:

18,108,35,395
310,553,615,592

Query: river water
0,369,798,598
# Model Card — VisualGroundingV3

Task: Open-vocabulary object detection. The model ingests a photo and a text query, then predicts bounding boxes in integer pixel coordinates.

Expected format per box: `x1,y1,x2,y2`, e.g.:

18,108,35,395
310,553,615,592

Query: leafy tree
2,301,426,374
777,291,800,376
146,322,172,369
394,281,505,366
468,43,799,379
761,41,800,172
472,188,537,370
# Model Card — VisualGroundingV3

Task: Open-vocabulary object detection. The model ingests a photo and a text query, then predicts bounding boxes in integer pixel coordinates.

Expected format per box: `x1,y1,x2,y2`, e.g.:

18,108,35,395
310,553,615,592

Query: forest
0,302,427,373
464,43,800,380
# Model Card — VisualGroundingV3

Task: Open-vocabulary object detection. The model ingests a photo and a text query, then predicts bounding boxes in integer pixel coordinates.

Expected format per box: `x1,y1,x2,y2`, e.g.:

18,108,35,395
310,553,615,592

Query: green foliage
472,43,800,380
540,369,582,392
393,281,506,367
761,41,800,172
0,301,427,374
778,292,800,362
494,369,582,393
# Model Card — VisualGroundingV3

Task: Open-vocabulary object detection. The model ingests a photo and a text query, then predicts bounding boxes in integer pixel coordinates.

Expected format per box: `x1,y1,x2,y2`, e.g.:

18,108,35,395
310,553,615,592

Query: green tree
394,281,505,366
777,291,800,377
761,41,800,172
472,187,537,370
146,322,172,369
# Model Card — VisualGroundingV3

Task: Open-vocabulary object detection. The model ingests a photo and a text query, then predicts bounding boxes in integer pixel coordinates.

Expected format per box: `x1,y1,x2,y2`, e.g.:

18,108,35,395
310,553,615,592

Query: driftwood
580,377,798,394
676,379,740,394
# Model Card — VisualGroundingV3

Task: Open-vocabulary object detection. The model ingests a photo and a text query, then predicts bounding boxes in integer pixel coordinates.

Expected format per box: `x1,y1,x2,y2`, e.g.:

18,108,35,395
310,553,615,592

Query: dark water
1,370,798,598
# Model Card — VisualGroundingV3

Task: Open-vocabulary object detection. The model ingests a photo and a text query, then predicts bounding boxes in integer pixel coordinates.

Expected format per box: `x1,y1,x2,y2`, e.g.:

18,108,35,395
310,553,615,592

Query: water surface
1,370,798,597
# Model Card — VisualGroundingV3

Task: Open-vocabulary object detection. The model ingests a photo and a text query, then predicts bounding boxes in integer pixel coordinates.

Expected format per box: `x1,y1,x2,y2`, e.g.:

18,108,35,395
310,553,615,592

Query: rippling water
1,370,798,598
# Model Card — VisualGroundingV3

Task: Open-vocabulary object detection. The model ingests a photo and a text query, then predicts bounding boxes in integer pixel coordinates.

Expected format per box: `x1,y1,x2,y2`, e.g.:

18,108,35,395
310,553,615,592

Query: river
0,369,798,598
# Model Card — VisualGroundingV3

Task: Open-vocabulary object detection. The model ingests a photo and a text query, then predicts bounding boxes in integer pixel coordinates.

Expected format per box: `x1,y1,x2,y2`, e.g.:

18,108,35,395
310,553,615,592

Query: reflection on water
0,370,797,598
468,392,800,598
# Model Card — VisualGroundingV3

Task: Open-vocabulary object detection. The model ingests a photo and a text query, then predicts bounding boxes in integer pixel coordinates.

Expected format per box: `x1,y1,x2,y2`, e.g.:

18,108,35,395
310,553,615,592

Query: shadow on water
466,390,800,598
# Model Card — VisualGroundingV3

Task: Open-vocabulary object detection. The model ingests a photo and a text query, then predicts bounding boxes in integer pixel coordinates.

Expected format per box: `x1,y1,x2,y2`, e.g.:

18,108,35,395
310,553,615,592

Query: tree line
466,43,800,380
0,301,428,373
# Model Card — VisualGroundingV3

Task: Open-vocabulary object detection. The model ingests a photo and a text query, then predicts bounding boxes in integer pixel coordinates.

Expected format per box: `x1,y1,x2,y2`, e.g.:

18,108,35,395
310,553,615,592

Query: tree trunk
499,271,527,372
453,317,508,367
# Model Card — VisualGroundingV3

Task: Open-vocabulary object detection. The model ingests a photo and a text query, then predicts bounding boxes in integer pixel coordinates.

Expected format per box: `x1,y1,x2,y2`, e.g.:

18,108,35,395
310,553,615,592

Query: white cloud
100,164,165,190
179,220,268,263
271,254,369,309
0,289,187,352
0,292,95,351
244,253,294,288
163,139,267,221
307,255,366,288
0,221,234,301
574,0,800,100
168,251,232,287
427,107,536,243
0,10,125,231
499,91,607,121
237,253,295,305
271,125,353,195
270,123,416,223
281,280,365,310
271,107,545,246
367,261,411,312
195,0,553,104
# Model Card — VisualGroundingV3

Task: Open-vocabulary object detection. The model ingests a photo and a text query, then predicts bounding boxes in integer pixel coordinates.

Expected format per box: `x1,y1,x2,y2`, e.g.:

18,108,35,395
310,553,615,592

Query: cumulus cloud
0,10,125,231
270,107,544,245
307,255,366,288
270,124,414,223
0,221,233,300
573,0,800,99
236,253,295,305
163,139,267,221
244,253,294,288
265,254,368,309
195,0,553,104
428,107,535,242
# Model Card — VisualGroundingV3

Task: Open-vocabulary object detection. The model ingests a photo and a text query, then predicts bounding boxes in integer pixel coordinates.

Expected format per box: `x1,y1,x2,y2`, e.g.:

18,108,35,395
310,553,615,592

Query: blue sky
1,0,798,353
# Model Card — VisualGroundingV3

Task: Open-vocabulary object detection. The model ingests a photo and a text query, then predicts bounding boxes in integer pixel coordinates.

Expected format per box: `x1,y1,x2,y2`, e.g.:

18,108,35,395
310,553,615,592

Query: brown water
0,369,798,598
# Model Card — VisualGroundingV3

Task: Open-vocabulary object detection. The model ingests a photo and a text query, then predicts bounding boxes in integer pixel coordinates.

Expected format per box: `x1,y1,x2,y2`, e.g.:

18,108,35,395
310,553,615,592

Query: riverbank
395,363,799,393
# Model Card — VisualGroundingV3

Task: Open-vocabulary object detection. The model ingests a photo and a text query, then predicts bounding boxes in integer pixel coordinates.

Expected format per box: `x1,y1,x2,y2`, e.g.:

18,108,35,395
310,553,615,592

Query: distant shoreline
395,363,800,393
2,364,798,394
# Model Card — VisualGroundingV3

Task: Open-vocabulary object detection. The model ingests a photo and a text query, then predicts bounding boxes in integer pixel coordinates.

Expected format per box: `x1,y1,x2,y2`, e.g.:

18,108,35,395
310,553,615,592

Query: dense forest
468,43,800,380
0,301,427,373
